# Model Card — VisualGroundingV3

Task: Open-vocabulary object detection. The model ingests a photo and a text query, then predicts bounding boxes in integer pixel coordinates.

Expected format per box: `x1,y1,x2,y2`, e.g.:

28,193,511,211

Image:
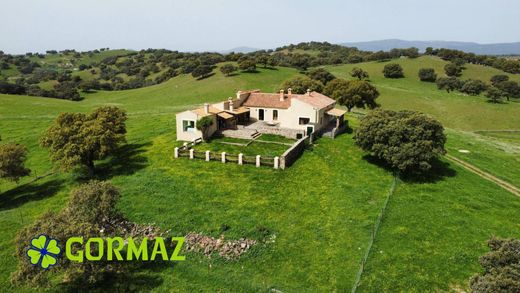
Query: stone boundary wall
255,127,304,140
279,136,309,169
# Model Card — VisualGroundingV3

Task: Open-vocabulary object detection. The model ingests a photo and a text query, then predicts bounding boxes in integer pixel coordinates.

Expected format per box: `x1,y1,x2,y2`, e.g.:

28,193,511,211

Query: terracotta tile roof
228,106,250,114
242,93,292,109
192,105,221,117
295,92,335,109
326,108,347,117
217,112,234,119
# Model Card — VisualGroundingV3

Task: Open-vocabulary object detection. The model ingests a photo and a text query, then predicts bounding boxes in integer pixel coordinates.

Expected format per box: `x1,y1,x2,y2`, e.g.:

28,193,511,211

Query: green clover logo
27,235,61,269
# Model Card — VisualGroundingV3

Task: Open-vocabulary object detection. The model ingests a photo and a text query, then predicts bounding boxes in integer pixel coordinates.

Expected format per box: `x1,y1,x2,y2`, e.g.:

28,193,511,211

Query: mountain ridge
340,39,520,55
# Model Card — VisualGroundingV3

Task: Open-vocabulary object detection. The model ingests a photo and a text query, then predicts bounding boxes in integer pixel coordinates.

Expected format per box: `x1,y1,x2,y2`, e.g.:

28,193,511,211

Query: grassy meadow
1,56,520,291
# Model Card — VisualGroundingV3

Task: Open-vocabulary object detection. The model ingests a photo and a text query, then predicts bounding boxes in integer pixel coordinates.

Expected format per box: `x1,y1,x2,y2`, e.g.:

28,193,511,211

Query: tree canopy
418,68,437,82
0,143,30,182
196,116,214,141
460,79,487,96
350,67,369,80
436,77,463,92
280,76,324,94
444,62,462,77
355,109,446,174
40,106,127,177
306,68,335,85
238,58,257,72
382,63,404,78
219,64,237,76
191,65,213,79
324,79,379,112
485,86,505,103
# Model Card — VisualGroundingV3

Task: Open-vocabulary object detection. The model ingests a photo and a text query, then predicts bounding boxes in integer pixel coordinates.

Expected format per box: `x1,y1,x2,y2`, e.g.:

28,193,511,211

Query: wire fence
351,174,398,293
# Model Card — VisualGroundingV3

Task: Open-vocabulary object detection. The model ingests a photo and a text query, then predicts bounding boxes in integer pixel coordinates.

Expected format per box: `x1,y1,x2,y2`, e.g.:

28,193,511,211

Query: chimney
236,91,242,101
288,88,292,98
307,88,311,96
204,103,209,114
279,89,285,101
228,97,234,112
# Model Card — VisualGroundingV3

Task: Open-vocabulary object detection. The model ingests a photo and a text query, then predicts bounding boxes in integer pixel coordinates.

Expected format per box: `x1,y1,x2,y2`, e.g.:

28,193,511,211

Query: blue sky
1,0,519,54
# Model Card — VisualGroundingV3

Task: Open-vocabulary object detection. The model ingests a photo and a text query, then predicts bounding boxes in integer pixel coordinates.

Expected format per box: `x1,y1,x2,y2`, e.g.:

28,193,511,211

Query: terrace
174,134,307,169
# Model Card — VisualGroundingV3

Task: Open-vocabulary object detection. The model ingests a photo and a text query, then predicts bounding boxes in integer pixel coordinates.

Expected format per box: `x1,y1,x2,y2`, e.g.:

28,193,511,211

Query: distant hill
341,39,520,55
219,46,262,54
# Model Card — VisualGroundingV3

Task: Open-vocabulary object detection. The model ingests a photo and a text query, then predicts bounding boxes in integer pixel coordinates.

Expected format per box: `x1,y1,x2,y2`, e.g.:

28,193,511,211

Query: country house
175,89,347,141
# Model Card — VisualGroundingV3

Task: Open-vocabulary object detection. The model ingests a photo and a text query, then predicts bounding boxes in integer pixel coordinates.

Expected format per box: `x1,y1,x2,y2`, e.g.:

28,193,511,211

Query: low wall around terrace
279,135,309,170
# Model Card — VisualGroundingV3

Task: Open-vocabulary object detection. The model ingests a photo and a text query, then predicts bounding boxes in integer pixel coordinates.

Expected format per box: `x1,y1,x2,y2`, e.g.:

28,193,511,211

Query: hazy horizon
1,0,519,54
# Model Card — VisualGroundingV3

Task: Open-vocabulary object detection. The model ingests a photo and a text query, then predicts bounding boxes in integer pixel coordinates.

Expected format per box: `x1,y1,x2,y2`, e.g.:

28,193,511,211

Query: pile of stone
184,232,256,260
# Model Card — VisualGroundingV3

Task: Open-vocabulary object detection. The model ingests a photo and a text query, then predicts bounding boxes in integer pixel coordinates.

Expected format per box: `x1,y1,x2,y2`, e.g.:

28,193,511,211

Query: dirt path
446,154,520,197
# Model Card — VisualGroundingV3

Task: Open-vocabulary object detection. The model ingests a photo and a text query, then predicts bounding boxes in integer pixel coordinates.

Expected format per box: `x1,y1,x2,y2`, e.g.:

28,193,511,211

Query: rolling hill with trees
1,43,520,291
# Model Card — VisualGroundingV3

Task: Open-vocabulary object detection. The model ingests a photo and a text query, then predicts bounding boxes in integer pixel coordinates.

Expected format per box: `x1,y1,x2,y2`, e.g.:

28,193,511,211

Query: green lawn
2,57,520,291
190,136,289,157
445,129,520,185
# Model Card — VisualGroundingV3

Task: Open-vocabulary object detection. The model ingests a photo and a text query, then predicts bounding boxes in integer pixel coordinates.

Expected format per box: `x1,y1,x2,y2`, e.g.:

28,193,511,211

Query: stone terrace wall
280,136,309,169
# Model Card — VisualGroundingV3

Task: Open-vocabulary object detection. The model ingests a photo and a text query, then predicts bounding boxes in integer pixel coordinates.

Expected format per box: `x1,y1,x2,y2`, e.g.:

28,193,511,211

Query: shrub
382,63,404,78
11,181,165,288
470,237,520,292
355,109,446,174
418,68,437,82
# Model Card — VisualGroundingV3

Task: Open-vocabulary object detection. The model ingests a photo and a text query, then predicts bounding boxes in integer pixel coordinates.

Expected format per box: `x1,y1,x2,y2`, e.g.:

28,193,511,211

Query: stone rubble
184,232,257,260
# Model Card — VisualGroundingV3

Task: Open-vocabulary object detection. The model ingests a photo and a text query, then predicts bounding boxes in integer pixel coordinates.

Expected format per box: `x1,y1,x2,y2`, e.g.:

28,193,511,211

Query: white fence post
189,149,194,159
238,153,243,165
274,156,279,169
221,152,226,163
205,151,210,161
256,155,261,167
174,147,179,158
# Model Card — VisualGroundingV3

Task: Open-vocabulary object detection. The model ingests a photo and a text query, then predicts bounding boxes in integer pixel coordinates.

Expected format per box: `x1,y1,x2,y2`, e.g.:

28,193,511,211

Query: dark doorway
306,126,313,135
259,109,264,121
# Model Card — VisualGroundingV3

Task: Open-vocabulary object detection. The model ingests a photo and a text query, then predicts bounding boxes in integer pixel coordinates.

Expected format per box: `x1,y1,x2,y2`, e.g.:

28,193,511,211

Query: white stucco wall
176,111,218,141
246,99,336,135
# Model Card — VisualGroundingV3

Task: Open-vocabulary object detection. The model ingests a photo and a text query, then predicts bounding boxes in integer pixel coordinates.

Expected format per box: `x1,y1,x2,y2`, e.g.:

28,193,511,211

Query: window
273,110,278,121
299,117,310,125
182,120,195,132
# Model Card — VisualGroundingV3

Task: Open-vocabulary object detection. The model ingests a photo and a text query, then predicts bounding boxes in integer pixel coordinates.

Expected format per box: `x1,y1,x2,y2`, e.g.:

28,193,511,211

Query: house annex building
175,89,347,141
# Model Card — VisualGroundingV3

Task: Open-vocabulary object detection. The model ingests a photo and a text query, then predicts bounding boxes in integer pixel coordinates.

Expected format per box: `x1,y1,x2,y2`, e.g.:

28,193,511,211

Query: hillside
1,57,520,291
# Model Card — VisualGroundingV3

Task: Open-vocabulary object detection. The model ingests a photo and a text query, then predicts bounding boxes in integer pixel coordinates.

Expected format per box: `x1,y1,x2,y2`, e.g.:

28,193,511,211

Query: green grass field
1,56,520,291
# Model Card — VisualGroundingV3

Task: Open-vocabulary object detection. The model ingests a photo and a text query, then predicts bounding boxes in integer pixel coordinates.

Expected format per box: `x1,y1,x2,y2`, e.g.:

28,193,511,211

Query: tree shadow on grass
362,155,457,184
0,178,65,211
196,72,216,80
96,142,150,180
59,256,177,292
